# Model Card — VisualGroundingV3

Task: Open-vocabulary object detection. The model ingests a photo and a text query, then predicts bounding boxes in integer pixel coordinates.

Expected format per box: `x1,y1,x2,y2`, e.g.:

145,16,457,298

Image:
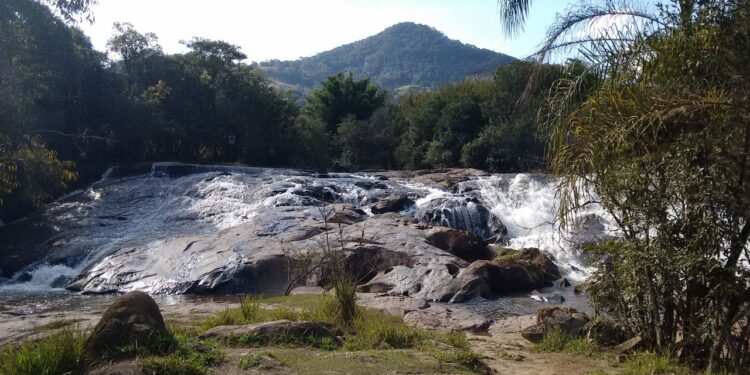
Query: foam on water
0,264,79,292
404,174,617,281
475,174,615,280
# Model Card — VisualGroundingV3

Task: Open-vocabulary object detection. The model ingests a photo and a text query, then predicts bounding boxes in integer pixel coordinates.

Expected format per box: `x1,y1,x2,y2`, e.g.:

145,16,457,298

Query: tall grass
621,352,686,375
533,329,600,357
0,328,85,375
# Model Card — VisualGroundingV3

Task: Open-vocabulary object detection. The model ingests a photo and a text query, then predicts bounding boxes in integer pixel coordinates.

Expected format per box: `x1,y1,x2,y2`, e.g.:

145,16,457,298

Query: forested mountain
258,22,516,92
0,0,540,222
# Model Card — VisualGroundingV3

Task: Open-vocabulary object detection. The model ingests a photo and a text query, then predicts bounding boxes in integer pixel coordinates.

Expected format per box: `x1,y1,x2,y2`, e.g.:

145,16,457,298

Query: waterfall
0,164,616,292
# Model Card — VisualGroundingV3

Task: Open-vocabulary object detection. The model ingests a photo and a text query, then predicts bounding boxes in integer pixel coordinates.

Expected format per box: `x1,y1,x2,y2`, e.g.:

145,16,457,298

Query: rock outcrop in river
0,163,615,298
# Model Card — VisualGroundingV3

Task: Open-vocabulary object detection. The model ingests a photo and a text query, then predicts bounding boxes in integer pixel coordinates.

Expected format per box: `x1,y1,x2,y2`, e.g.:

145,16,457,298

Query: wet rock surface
0,163,612,301
370,194,414,214
425,228,493,262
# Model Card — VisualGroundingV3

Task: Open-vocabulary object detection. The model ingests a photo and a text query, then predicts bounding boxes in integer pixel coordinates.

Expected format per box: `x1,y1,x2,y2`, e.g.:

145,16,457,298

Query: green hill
258,22,516,92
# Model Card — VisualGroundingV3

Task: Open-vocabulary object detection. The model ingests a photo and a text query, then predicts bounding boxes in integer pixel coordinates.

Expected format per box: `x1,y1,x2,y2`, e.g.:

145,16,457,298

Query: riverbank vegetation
0,295,486,375
499,0,750,373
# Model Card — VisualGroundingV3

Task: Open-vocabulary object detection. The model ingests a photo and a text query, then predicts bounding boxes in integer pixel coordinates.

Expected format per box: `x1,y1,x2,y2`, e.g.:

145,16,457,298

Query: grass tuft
140,355,208,375
237,353,262,369
196,295,486,373
621,352,685,375
533,329,599,357
0,328,85,375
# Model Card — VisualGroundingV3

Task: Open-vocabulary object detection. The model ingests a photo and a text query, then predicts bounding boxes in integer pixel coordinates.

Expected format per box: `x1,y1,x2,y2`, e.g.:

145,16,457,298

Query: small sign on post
228,135,236,145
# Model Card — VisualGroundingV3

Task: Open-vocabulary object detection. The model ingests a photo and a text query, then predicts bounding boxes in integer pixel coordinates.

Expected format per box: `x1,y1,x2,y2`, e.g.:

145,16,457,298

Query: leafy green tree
42,0,96,23
0,0,107,214
337,105,404,170
107,22,162,72
305,72,386,134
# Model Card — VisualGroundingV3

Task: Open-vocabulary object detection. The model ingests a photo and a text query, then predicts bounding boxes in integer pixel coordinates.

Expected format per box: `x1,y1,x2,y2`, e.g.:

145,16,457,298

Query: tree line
0,0,560,221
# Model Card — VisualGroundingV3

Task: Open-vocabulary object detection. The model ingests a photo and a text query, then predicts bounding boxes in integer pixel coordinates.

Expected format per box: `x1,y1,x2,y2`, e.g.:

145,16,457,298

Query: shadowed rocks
425,227,494,262
370,194,414,214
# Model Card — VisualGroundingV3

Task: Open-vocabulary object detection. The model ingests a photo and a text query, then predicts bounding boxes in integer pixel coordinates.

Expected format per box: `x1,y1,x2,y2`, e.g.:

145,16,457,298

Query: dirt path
468,315,619,375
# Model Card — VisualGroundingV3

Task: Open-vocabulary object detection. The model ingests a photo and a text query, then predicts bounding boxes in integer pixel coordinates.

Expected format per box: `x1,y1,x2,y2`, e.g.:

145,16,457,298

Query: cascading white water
475,175,615,281
402,174,616,281
0,165,615,292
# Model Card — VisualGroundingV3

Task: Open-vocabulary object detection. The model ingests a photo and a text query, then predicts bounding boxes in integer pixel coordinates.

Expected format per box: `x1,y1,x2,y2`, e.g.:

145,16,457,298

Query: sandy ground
464,314,619,375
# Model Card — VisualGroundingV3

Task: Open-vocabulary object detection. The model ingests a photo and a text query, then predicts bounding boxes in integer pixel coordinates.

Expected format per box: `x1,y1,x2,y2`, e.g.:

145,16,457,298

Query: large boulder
521,306,590,343
439,250,563,300
489,315,538,335
371,194,414,214
431,269,490,302
494,248,562,286
426,228,493,262
84,291,167,359
325,204,367,225
199,320,339,344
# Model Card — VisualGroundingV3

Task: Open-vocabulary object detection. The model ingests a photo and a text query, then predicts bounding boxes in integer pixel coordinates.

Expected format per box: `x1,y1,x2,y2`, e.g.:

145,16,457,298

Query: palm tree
495,0,750,372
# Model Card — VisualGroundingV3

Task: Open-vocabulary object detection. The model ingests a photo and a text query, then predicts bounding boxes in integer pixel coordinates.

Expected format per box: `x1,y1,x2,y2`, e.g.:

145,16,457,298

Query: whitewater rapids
0,163,616,294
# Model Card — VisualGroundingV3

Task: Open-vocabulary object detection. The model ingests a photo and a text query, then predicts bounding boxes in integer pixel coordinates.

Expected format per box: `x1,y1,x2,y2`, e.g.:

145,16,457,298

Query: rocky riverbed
0,163,614,299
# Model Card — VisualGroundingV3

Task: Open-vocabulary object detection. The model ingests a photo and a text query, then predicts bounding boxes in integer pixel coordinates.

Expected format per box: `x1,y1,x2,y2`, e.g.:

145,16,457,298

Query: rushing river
0,163,615,317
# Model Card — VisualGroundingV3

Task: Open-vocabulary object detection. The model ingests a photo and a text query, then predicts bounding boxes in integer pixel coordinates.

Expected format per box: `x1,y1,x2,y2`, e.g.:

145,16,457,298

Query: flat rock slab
489,315,537,335
403,305,491,334
199,319,338,343
357,295,430,317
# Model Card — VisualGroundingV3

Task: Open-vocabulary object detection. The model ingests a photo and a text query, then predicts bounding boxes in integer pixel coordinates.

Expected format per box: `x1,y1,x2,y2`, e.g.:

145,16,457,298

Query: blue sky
79,0,575,62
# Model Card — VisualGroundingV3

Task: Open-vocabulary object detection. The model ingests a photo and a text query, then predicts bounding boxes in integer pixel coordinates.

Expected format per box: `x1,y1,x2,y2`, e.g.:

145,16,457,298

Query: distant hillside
258,22,516,92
